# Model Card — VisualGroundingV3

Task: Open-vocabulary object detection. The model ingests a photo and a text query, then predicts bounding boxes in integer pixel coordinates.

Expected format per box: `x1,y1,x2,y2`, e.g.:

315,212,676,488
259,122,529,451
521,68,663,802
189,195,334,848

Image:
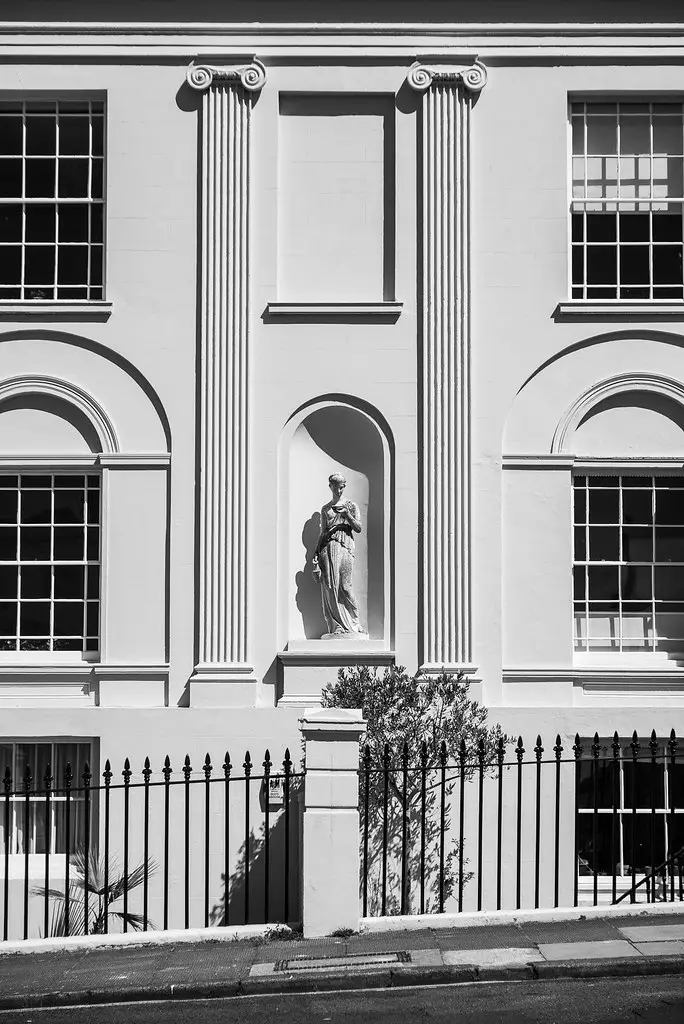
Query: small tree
321,665,509,915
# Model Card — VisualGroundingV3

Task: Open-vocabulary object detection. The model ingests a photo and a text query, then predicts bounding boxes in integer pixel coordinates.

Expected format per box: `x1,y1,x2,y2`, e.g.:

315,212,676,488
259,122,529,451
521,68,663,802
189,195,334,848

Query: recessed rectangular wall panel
278,94,394,301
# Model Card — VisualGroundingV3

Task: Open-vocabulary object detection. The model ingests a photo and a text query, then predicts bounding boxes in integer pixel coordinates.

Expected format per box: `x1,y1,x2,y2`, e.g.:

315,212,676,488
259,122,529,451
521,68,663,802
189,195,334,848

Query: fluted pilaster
408,61,487,674
188,61,265,702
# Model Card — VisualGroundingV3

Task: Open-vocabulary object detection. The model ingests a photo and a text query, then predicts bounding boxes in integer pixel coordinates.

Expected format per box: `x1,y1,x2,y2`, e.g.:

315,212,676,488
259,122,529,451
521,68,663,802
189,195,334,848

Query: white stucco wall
0,3,681,779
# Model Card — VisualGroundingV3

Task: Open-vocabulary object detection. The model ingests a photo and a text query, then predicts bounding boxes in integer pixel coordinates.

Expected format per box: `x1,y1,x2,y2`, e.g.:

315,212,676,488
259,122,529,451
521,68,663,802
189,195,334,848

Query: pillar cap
299,707,366,736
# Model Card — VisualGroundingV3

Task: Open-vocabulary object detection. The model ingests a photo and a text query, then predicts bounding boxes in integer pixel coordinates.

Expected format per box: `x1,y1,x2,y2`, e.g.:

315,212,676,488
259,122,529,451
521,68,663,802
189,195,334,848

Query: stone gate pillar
186,60,266,706
299,708,366,938
407,60,488,676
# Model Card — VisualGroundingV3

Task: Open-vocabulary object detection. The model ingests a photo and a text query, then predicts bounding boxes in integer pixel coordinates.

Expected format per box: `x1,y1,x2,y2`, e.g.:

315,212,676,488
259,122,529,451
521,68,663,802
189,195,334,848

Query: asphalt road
1,975,683,1024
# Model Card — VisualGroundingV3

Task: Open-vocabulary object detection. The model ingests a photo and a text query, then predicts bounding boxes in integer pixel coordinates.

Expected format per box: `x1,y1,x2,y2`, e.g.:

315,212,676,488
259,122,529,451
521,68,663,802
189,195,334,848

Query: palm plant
33,848,157,936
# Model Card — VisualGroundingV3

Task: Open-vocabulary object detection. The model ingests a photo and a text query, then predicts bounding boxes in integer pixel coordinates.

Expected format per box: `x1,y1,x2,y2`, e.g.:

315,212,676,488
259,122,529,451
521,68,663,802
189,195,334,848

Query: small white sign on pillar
299,707,366,938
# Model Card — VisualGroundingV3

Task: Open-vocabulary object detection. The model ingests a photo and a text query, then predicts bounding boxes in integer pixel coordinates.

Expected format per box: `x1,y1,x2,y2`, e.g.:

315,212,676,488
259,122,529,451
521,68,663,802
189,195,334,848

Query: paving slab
443,947,543,967
432,925,527,950
518,919,622,945
347,929,438,952
538,939,642,961
632,940,684,956
620,924,684,942
403,949,443,966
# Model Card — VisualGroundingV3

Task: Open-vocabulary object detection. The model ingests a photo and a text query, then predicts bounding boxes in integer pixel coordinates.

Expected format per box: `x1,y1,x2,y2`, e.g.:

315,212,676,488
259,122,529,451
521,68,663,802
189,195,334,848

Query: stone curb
1,954,683,1010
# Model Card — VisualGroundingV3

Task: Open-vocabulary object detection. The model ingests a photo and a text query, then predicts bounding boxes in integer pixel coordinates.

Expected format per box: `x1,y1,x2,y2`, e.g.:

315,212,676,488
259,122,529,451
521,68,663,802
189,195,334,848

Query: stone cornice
186,58,266,92
406,59,487,93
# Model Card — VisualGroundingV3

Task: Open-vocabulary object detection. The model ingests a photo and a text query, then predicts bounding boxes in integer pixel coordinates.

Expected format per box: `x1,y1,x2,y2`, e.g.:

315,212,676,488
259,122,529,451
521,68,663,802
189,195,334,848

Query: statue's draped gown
316,502,365,635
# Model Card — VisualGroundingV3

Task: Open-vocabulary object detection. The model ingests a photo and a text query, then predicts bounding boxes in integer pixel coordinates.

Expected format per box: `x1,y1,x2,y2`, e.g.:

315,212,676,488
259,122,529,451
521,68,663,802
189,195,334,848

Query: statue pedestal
277,639,394,708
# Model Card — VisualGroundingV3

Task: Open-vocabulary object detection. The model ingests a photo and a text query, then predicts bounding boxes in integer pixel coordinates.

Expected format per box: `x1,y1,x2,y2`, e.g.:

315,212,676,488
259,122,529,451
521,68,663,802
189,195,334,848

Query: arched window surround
0,375,119,455
552,373,684,456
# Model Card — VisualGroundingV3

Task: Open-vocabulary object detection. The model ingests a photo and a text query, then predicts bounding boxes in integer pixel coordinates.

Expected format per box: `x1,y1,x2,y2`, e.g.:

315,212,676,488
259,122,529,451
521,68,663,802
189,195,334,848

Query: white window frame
0,739,93,875
568,98,684,303
576,736,682,904
0,97,106,303
572,472,684,664
0,472,101,662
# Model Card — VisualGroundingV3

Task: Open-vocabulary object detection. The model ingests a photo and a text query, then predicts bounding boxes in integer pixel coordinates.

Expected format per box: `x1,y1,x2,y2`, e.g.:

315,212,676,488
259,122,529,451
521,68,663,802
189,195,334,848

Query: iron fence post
515,737,524,911
142,757,152,931
122,757,131,932
553,735,563,908
534,736,543,910
630,732,640,902
2,767,10,941
611,733,620,905
668,730,677,903
162,755,171,929
573,735,582,908
102,759,112,934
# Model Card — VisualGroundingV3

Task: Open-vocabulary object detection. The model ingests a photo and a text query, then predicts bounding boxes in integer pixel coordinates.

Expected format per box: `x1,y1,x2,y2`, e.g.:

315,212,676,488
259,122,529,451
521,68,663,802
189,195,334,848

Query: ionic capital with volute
186,59,267,93
406,59,488,94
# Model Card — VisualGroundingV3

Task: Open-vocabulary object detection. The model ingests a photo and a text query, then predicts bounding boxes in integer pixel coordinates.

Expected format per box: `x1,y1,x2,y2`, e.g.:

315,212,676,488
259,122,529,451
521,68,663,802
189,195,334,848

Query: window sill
0,652,98,665
265,301,402,321
0,302,112,323
573,653,683,670
554,300,684,321
0,663,168,676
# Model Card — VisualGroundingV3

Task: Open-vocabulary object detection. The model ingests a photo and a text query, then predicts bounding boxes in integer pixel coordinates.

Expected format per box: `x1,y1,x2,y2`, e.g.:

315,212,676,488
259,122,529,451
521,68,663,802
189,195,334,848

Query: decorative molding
416,61,488,669
0,301,112,322
503,454,684,470
192,72,256,693
99,453,170,468
0,374,119,454
0,455,97,467
5,27,684,61
419,663,480,680
266,301,403,318
279,643,394,667
7,23,684,37
407,59,487,93
504,666,684,688
502,454,574,469
0,454,169,468
186,59,266,92
555,300,684,321
552,372,684,455
0,663,168,678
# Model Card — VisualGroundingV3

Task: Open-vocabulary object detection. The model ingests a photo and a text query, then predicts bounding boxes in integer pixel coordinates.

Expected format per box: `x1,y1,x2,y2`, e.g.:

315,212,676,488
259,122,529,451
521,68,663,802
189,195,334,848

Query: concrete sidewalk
1,913,683,1010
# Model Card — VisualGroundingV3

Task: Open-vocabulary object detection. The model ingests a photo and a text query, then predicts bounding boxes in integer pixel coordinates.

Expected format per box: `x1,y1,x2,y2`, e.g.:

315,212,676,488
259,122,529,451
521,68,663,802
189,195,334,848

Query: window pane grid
573,475,684,655
0,741,91,855
570,101,684,299
0,474,100,654
576,738,681,881
0,99,104,301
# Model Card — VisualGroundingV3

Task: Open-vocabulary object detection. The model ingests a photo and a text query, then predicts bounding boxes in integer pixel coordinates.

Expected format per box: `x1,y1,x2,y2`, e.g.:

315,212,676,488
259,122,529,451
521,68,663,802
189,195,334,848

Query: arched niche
553,374,684,456
280,399,391,645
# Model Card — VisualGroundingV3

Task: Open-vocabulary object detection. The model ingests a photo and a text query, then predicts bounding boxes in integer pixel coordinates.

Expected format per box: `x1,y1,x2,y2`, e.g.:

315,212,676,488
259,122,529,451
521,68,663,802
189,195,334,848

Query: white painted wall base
360,900,684,933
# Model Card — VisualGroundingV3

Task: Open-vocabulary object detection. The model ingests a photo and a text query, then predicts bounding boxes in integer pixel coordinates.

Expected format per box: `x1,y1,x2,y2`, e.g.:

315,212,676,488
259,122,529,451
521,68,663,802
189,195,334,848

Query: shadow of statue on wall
294,511,327,639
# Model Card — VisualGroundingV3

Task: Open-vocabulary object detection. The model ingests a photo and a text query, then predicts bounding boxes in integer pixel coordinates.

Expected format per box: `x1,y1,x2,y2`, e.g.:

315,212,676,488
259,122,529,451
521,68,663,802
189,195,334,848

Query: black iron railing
1,749,302,942
614,844,684,905
360,730,681,918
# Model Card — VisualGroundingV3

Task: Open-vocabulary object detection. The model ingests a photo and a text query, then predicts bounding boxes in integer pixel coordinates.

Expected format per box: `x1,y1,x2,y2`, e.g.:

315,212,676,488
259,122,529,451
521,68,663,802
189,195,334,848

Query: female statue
312,473,367,638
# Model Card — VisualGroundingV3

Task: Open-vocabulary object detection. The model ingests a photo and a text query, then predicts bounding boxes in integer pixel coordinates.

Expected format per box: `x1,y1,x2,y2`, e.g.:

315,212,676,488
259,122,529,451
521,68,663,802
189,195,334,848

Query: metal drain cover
274,951,412,972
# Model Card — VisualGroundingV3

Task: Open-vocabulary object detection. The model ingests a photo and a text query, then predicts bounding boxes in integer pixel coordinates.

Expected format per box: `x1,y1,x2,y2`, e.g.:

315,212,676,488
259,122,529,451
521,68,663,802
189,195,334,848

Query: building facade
1,2,684,921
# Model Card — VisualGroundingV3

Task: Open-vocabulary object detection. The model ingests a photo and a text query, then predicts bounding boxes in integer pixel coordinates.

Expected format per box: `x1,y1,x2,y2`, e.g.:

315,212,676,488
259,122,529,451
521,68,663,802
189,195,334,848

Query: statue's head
328,473,346,498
